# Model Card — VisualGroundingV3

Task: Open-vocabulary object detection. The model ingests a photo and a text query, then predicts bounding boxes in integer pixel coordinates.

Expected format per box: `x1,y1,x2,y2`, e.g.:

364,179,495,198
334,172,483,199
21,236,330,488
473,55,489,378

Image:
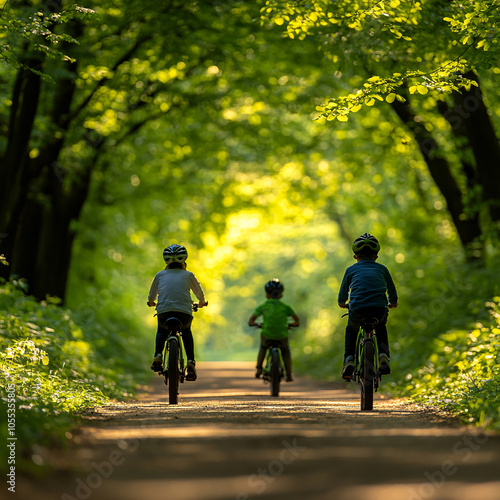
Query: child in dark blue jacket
338,233,398,380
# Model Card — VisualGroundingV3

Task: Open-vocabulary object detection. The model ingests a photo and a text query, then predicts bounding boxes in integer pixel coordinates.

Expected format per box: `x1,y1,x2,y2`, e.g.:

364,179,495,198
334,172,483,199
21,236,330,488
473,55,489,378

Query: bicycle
156,302,206,405
343,305,395,411
353,313,380,411
252,325,293,397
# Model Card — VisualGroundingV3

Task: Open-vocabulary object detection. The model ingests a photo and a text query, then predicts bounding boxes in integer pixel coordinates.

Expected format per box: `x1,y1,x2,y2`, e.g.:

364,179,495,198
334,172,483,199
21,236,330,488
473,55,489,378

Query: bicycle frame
355,316,381,411
251,324,292,397
353,324,380,385
161,316,186,405
161,330,186,382
262,342,284,381
263,341,284,397
152,302,205,405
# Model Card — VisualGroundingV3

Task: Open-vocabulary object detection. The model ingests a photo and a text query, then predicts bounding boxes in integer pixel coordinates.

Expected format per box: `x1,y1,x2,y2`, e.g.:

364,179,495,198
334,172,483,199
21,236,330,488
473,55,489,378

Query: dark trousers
155,311,195,361
257,335,292,377
344,307,389,360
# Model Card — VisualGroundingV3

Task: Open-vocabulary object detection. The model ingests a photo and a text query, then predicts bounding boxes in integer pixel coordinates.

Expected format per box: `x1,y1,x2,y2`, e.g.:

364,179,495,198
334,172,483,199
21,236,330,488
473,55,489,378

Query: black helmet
265,278,284,298
352,233,380,255
163,244,188,264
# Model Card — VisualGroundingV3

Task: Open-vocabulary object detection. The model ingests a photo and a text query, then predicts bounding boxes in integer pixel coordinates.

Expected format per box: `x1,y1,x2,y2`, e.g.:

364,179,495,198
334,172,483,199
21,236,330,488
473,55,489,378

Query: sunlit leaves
315,63,480,121
409,84,429,95
443,2,500,55
397,298,500,430
261,0,420,42
261,0,500,118
0,3,95,69
0,281,142,448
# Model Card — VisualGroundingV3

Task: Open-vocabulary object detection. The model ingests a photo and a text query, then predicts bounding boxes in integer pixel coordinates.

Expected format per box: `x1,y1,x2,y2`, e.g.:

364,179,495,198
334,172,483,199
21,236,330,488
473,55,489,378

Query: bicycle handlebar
192,301,208,312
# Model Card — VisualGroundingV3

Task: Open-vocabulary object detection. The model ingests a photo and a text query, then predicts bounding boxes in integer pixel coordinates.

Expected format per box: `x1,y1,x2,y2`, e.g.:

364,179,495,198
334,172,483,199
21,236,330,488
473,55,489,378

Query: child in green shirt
248,278,300,381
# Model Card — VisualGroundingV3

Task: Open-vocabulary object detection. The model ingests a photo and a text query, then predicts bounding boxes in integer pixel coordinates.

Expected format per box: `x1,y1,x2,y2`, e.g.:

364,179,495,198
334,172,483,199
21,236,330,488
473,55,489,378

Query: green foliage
0,280,149,469
0,1,95,70
394,298,500,430
261,0,500,120
1,0,500,453
315,71,478,122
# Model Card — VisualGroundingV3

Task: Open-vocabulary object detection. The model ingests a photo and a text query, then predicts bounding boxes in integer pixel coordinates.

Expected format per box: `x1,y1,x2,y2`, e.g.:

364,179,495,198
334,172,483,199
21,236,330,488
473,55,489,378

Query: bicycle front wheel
168,338,179,405
270,348,281,397
361,340,375,411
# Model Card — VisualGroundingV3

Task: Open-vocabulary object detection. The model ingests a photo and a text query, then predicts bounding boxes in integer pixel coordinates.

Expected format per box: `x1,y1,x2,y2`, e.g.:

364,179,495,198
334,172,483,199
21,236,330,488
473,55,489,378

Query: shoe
286,375,294,382
151,354,162,372
342,357,355,381
379,354,391,375
255,367,263,379
186,360,197,381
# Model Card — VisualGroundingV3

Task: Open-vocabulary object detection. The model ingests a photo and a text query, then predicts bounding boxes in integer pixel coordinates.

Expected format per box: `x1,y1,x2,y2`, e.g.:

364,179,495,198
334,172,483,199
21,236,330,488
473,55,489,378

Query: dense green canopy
1,0,500,450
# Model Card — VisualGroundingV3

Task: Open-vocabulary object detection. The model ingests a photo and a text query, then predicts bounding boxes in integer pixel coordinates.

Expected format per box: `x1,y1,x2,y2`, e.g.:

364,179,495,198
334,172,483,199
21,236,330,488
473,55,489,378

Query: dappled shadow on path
18,362,500,500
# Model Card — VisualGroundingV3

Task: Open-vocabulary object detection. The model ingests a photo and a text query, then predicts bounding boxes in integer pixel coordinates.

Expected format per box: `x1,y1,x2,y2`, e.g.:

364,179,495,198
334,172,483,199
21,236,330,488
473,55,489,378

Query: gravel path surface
17,361,500,500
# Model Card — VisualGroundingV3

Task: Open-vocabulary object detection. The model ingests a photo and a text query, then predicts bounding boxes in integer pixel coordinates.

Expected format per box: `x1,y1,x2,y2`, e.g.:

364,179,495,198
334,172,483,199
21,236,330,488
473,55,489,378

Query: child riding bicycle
248,278,300,382
338,233,398,381
147,244,207,381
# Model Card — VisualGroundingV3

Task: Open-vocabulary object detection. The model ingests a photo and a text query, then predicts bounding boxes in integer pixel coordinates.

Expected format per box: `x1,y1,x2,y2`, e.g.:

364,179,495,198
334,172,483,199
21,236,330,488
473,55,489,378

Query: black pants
257,335,292,377
155,311,195,361
344,306,389,360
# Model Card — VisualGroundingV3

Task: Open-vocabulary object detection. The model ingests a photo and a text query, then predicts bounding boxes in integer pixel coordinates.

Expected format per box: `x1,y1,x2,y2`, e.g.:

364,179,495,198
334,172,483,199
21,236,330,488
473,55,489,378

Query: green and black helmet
352,233,380,255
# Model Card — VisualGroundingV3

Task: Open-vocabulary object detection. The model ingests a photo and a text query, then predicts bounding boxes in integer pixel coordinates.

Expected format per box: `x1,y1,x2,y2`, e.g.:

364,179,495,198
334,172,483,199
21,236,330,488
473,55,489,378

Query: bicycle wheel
270,348,281,397
168,338,179,405
361,340,375,411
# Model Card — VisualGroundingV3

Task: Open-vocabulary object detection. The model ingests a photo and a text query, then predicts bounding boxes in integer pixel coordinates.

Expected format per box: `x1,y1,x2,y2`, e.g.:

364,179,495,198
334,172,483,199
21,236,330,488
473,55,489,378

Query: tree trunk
0,63,43,281
390,95,483,260
0,0,63,281
454,72,500,225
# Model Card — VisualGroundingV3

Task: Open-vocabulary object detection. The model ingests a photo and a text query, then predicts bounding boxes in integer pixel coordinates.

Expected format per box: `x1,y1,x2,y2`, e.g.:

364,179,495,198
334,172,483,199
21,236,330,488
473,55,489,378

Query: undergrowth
392,298,500,430
0,280,149,471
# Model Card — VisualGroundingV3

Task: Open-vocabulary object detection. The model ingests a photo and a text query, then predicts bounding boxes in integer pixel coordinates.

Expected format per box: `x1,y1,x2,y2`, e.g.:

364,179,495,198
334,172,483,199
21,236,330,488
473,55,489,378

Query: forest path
19,362,500,500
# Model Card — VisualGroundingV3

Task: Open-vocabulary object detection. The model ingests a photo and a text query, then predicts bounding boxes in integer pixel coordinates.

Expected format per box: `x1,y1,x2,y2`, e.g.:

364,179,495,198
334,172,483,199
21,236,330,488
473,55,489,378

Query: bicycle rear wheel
270,348,281,397
168,338,179,405
361,340,375,411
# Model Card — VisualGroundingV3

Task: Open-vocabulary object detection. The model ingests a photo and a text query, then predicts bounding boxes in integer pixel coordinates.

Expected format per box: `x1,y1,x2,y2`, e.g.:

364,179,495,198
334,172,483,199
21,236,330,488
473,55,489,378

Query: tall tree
261,0,500,259
0,0,250,300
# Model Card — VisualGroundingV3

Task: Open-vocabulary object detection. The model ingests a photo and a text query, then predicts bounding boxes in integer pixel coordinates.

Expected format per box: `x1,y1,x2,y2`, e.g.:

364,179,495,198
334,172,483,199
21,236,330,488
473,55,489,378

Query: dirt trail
19,361,500,500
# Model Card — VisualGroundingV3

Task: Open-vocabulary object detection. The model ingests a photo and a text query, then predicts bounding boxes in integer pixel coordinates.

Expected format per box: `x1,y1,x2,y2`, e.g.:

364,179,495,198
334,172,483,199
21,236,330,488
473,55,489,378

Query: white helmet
163,244,188,264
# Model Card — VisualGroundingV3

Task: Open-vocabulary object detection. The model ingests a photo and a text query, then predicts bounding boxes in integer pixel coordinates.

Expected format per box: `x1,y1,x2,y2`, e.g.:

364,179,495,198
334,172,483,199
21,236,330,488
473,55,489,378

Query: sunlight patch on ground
337,481,500,500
